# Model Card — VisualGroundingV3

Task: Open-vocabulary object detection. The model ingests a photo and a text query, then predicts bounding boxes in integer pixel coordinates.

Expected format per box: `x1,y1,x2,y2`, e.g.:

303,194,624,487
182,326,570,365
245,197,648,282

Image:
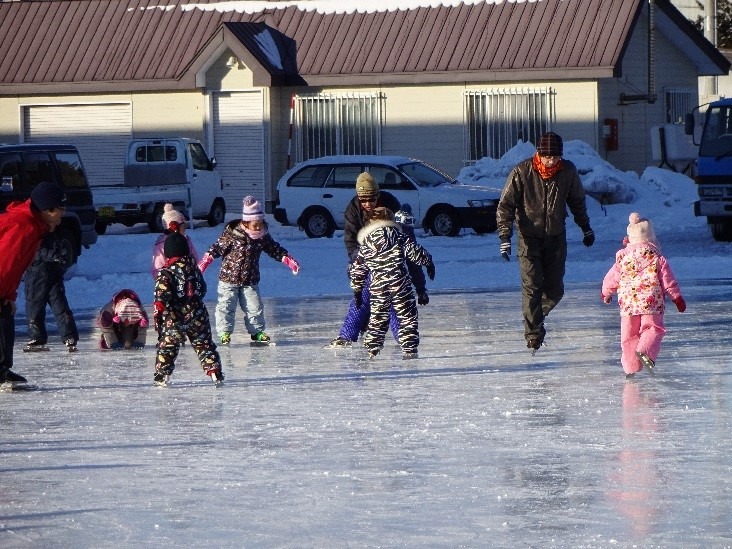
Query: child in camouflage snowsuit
198,196,299,345
349,207,435,359
153,232,223,385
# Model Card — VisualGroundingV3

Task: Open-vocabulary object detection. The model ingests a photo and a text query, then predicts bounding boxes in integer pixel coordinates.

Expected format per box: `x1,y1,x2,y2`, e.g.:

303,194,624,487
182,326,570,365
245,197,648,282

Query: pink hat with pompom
242,196,264,221
626,212,657,245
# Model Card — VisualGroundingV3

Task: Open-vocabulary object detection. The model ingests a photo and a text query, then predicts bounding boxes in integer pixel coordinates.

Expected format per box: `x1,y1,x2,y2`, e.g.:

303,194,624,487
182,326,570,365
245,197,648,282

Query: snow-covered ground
2,141,732,547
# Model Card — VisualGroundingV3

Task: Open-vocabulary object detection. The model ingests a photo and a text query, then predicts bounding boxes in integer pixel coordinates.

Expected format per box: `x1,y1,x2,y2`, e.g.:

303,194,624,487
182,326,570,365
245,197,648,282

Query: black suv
0,144,97,267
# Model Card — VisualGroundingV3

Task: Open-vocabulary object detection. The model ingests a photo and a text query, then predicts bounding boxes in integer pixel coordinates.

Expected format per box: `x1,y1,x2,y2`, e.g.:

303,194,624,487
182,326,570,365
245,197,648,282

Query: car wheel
711,222,732,242
429,206,461,237
56,227,79,270
207,199,226,227
148,204,165,233
302,208,335,238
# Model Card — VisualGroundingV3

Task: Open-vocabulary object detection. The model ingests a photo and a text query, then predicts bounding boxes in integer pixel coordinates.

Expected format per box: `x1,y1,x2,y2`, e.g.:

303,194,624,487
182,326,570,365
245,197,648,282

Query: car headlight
468,199,497,207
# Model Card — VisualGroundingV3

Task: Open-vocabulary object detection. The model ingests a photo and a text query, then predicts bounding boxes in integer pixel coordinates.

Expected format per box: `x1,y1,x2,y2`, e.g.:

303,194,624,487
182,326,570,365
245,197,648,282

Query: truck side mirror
684,113,695,136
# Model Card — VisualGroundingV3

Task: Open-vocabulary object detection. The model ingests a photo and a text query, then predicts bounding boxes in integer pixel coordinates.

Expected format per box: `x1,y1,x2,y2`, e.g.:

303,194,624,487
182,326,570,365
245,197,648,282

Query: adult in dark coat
0,181,67,386
496,132,595,351
329,172,400,347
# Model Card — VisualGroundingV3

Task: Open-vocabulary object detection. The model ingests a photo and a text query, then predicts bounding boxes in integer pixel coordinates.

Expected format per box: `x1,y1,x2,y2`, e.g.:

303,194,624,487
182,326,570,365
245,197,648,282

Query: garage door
211,91,265,207
24,103,132,187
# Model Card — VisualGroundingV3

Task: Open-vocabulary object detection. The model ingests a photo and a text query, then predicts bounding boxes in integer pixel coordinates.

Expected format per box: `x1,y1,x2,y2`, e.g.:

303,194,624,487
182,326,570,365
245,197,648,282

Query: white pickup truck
93,137,227,234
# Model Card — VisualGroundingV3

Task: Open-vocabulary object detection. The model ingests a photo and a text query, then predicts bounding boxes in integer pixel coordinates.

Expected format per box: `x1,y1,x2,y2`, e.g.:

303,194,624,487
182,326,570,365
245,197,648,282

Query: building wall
598,3,700,172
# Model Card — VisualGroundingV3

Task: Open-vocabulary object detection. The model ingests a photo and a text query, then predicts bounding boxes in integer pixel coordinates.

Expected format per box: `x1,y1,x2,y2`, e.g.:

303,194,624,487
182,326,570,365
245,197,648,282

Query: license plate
97,206,115,217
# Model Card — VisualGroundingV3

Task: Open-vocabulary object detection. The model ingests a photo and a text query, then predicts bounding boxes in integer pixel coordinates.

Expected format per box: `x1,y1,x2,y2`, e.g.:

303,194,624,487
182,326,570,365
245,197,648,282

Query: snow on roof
182,0,526,14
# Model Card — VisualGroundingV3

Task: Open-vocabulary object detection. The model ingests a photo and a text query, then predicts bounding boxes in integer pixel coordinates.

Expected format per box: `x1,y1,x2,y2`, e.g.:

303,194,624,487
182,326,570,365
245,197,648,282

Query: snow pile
456,139,697,207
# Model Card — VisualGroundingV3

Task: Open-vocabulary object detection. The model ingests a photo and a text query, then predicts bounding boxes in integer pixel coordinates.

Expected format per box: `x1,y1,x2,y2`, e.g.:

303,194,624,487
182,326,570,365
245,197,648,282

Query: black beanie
536,132,563,157
30,181,66,211
164,232,189,258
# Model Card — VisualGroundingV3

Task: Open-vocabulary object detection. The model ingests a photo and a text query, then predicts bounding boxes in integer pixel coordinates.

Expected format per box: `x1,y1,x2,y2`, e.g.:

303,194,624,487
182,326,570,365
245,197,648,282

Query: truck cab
688,98,732,241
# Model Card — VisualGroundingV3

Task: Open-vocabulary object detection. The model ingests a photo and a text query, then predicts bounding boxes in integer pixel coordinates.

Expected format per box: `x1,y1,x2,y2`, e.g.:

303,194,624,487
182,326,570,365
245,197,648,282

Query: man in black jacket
329,172,400,347
496,132,594,351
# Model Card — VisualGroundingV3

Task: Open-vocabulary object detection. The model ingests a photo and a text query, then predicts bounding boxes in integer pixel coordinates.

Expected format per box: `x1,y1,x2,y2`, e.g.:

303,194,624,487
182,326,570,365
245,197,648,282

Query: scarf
532,152,563,180
243,225,268,240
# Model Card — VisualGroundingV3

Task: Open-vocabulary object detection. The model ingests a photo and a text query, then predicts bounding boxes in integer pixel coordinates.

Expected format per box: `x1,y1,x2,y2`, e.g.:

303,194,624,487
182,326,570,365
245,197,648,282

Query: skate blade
23,346,50,353
250,341,275,347
154,375,171,387
1,381,36,391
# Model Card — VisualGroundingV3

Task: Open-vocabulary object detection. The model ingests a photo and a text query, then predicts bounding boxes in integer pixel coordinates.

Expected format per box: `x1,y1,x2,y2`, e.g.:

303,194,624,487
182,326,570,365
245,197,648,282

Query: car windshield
398,161,455,187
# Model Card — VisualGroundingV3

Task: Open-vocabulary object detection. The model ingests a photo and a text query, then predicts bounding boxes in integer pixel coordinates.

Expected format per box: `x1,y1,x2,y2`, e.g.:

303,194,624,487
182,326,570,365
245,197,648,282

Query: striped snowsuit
349,220,433,354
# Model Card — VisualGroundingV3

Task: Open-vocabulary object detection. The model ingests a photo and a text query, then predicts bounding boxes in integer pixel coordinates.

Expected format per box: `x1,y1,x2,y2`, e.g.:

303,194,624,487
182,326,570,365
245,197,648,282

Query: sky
39,137,731,318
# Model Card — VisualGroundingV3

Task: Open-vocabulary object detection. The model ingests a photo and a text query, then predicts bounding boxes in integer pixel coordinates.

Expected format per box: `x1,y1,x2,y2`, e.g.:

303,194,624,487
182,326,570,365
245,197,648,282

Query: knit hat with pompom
242,196,265,222
162,203,185,229
626,212,657,245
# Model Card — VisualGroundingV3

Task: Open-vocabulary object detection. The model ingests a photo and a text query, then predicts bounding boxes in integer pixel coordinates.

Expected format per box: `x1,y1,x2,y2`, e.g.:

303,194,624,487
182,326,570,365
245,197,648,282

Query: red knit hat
536,132,563,157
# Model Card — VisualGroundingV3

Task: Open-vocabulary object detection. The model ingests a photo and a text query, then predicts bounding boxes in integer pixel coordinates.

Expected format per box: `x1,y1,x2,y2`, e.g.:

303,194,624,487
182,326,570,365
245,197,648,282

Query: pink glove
139,317,148,328
601,292,611,304
198,253,213,273
673,296,686,313
282,255,300,275
112,314,121,323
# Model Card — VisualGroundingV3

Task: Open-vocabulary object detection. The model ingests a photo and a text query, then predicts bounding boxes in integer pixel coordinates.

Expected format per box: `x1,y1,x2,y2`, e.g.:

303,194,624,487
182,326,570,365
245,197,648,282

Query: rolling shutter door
24,103,132,187
211,91,265,206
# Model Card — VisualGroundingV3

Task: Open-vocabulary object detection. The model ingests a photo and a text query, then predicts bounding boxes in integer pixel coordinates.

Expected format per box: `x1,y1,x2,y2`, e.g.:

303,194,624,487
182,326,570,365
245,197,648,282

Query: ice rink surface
1,281,731,548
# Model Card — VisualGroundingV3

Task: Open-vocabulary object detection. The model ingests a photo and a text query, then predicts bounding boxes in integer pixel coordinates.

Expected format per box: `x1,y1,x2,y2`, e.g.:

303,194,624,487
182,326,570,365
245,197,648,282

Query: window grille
293,93,383,163
664,88,696,124
464,88,555,163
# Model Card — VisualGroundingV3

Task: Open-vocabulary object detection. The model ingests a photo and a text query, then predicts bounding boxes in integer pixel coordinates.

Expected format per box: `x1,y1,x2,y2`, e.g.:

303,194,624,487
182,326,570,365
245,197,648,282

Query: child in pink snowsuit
601,212,686,378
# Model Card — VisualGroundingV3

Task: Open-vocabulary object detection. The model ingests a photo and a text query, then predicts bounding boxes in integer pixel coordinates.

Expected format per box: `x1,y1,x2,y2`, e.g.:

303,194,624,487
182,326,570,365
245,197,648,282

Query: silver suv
273,155,500,238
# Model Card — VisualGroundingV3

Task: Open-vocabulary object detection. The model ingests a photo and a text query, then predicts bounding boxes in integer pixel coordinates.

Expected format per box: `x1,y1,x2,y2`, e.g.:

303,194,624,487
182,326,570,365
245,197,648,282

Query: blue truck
687,98,732,241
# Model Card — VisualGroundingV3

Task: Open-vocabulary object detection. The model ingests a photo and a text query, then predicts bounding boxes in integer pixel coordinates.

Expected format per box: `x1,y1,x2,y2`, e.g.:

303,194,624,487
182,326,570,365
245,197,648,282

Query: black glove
417,291,429,305
500,238,511,261
426,262,436,281
582,227,595,247
354,290,363,309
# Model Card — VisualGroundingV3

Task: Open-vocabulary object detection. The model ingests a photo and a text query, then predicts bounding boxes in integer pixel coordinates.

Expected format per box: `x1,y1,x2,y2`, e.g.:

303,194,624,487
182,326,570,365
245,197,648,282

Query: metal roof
0,0,727,94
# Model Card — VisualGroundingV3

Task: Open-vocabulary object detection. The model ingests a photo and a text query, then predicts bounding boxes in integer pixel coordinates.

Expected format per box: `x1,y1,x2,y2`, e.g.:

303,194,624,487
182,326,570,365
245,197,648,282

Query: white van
274,155,500,237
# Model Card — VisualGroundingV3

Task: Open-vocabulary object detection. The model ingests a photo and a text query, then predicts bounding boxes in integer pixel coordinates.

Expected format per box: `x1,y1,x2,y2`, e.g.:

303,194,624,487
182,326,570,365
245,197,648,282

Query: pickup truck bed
93,184,190,233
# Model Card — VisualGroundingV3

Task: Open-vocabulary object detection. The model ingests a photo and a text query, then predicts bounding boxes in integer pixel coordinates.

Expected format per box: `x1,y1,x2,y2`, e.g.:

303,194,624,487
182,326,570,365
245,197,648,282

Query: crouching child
349,207,435,360
153,232,223,386
98,289,149,350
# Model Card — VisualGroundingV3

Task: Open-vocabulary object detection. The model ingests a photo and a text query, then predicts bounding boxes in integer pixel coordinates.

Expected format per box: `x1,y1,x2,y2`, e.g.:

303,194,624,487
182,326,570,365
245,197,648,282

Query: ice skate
220,332,231,345
327,337,352,349
65,338,78,353
1,370,29,390
250,331,273,346
402,351,418,360
153,372,171,387
636,351,655,373
207,369,225,386
23,340,49,352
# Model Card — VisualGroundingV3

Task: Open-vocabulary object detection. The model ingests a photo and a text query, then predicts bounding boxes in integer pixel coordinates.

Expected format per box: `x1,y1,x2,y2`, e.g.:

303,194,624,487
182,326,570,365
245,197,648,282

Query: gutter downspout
620,0,658,104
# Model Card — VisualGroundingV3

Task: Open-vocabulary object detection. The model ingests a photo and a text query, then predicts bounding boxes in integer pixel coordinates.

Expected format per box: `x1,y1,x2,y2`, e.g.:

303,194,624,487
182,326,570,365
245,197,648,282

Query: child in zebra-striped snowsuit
349,209,435,358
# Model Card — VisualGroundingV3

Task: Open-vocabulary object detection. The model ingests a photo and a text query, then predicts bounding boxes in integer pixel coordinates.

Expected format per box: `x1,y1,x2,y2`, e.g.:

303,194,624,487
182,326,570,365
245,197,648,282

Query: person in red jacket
0,181,66,388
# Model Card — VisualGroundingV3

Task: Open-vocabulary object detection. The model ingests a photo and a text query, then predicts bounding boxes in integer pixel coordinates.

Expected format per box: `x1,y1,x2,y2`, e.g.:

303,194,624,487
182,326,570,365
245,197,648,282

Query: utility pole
704,0,718,98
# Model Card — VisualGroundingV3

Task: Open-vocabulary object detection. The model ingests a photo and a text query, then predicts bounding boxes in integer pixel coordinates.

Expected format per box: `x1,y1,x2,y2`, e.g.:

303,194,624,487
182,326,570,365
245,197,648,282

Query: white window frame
293,92,384,163
664,87,696,124
464,87,556,163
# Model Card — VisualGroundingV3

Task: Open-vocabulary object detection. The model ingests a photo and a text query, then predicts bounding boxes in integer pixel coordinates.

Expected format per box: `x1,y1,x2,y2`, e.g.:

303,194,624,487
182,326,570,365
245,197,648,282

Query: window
188,143,211,171
135,145,178,163
326,166,363,189
464,88,555,163
287,166,331,188
293,93,384,162
665,88,696,124
367,166,410,191
54,152,88,188
22,152,54,189
0,153,22,193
